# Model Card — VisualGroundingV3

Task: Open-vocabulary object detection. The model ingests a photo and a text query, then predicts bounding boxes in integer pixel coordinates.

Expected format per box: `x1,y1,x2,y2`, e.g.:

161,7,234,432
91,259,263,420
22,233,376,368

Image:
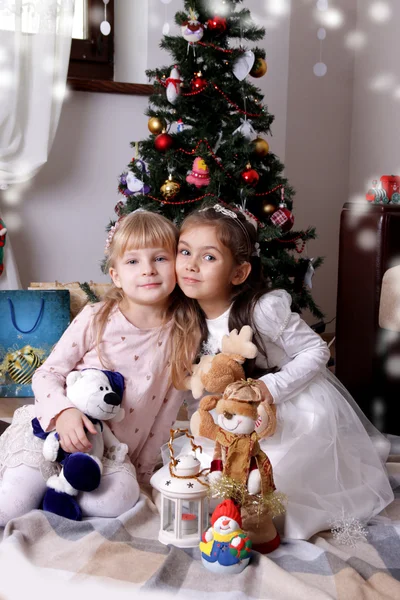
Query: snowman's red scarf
214,429,275,494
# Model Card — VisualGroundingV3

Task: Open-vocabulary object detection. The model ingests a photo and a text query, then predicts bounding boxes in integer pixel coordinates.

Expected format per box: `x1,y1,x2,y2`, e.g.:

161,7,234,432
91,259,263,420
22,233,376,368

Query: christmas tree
108,0,324,319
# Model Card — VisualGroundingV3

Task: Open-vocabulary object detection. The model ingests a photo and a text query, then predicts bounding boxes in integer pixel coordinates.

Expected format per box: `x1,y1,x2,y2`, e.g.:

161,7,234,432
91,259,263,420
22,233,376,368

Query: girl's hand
55,407,97,454
257,380,274,404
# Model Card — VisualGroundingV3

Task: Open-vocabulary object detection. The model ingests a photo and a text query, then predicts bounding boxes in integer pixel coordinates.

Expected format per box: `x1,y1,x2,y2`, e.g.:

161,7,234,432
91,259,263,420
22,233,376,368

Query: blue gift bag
0,290,70,397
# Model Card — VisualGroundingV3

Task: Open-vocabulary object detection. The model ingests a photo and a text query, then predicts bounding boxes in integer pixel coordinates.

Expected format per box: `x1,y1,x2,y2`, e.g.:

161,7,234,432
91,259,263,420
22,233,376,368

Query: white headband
198,204,260,258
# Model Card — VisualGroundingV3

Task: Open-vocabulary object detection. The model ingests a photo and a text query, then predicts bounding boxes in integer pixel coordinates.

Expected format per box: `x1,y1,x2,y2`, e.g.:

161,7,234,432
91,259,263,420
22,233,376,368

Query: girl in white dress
174,203,394,541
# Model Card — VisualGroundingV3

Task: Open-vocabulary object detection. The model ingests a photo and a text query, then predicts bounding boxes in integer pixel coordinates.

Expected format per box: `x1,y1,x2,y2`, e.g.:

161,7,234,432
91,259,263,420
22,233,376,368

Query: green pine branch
108,0,325,319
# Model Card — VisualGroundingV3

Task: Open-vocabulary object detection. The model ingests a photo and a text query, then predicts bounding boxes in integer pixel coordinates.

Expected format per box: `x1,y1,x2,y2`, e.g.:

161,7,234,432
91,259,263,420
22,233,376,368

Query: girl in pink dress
0,210,198,525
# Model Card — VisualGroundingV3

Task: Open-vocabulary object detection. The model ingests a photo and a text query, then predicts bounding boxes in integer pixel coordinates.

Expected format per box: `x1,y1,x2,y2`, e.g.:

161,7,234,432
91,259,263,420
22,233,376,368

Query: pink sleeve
32,305,95,431
136,386,185,484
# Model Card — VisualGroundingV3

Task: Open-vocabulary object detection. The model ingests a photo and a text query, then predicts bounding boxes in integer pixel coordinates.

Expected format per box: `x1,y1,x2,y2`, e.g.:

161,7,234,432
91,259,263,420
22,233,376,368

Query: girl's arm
254,291,331,404
32,304,95,432
135,386,185,484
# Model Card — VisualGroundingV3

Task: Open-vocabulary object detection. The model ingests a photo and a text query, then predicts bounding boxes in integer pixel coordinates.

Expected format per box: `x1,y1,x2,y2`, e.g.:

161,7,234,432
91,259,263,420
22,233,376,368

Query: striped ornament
7,345,42,384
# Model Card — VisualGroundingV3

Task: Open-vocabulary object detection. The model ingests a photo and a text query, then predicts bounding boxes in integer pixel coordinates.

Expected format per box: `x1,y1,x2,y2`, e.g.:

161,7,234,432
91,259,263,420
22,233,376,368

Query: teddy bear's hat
222,379,263,404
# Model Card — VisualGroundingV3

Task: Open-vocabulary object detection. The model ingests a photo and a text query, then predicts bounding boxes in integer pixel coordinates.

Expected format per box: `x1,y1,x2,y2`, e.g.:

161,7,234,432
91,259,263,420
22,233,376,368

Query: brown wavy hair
180,205,272,374
95,210,200,388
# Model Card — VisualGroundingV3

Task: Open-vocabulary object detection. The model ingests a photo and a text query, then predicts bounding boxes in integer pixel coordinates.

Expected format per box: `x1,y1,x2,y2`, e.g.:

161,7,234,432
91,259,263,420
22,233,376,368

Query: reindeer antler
221,326,258,360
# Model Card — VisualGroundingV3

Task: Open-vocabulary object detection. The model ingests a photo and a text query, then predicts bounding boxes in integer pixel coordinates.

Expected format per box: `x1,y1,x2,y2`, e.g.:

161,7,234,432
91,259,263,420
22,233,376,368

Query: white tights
0,464,140,527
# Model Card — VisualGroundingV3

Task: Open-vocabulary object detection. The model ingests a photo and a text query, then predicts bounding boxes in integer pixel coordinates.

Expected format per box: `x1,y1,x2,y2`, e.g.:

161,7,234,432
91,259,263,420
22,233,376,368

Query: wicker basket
28,281,112,319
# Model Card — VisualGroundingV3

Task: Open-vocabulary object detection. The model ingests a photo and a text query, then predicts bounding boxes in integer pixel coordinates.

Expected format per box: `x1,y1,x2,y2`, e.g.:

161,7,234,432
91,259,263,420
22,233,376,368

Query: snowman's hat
211,499,242,527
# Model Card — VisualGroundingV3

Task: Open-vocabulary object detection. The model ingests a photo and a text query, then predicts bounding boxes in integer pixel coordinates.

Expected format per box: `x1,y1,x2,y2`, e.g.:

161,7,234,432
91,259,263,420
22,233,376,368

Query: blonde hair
94,210,199,388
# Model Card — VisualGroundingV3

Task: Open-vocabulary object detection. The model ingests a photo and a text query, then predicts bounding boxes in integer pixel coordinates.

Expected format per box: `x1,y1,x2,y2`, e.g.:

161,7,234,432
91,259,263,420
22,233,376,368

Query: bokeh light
357,229,377,251
317,8,344,28
345,30,367,50
369,73,396,92
385,355,400,378
368,2,391,23
266,0,290,17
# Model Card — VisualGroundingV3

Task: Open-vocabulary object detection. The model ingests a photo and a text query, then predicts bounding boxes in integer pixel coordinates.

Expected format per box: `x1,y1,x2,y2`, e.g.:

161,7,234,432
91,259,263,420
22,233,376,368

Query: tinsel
209,474,286,519
329,514,369,547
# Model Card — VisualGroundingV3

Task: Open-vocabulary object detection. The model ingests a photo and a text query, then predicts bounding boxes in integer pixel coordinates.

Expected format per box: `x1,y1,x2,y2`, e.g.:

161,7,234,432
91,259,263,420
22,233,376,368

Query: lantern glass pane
162,497,176,533
181,500,199,536
202,499,210,532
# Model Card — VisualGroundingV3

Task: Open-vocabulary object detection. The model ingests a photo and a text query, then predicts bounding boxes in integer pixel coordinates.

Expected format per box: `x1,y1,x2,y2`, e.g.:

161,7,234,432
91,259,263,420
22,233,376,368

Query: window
68,0,114,81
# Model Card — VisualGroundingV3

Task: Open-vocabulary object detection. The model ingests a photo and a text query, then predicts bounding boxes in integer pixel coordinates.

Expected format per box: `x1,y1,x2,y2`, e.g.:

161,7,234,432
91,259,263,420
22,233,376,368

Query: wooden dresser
335,202,400,434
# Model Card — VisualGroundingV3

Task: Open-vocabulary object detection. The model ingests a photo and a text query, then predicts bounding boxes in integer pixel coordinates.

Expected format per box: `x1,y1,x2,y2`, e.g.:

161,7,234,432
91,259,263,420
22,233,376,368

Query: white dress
183,290,394,540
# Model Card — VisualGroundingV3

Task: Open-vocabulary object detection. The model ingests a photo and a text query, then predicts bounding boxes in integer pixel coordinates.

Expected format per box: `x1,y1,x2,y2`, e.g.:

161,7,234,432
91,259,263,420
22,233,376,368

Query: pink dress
0,303,185,484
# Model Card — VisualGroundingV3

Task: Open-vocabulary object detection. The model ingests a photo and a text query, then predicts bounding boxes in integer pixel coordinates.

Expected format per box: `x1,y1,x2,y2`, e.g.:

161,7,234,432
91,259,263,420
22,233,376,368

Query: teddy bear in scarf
193,378,284,553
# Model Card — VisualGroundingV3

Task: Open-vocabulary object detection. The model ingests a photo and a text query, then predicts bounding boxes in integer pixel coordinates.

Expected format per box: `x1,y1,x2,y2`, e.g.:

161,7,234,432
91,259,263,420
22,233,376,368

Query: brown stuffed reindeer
186,327,283,554
188,326,276,440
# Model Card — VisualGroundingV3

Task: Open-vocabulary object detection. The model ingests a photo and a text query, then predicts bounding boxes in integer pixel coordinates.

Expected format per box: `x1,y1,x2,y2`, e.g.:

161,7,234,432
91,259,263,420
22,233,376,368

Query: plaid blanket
1,469,400,600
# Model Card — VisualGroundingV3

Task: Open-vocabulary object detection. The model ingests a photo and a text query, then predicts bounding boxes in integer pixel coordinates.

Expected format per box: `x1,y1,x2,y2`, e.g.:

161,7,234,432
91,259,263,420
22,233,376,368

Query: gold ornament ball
148,117,167,135
262,202,276,215
253,137,270,157
160,175,180,200
250,58,268,78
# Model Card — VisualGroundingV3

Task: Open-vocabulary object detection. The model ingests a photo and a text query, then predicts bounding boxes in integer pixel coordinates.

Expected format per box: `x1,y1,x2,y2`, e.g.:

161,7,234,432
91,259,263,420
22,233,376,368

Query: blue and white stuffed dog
32,368,130,520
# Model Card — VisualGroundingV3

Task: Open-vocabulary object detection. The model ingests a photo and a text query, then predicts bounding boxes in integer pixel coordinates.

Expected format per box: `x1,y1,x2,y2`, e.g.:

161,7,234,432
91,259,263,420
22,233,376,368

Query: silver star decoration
330,514,368,547
187,482,194,488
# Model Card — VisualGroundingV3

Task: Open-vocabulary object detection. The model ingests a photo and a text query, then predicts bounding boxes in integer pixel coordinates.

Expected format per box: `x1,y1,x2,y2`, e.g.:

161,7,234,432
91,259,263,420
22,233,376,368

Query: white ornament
232,118,256,140
126,172,142,193
181,9,204,43
304,259,315,289
162,22,170,35
100,20,111,36
100,0,111,36
233,50,255,81
181,24,204,43
313,62,327,77
166,66,182,105
317,27,326,40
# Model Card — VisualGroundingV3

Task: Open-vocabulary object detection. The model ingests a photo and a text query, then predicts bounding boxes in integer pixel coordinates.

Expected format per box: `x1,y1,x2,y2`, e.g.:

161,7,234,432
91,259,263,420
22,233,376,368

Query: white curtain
0,0,75,289
0,0,75,185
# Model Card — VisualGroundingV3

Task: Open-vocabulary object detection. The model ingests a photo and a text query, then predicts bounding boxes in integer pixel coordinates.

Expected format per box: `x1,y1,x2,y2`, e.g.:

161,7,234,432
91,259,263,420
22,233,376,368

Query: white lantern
150,430,209,548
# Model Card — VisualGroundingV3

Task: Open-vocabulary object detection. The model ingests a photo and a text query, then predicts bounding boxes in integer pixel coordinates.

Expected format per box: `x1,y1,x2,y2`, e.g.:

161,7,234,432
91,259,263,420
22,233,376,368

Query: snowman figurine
200,499,252,574
166,66,183,105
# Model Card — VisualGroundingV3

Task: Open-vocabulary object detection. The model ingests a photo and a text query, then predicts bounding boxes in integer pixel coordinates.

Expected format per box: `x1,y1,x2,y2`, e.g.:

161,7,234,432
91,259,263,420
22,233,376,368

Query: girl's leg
0,465,46,527
79,470,140,518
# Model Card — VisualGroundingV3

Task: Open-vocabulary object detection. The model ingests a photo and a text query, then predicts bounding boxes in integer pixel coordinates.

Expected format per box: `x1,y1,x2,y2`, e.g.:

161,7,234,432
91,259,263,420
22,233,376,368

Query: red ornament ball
191,74,207,92
154,132,174,152
207,16,227,33
241,166,259,187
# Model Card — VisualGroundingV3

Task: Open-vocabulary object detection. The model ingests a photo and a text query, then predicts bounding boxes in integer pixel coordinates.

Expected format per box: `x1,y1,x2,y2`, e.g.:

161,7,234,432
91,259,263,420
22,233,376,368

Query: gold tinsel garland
209,474,286,518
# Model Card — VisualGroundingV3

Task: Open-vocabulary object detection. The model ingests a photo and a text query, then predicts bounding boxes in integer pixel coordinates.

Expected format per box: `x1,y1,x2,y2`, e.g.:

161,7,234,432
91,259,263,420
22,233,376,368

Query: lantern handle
167,428,209,486
168,428,202,467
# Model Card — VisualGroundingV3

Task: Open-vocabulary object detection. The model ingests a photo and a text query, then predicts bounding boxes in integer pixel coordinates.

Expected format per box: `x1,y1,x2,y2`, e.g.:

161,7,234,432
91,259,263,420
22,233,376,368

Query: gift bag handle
7,297,45,334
